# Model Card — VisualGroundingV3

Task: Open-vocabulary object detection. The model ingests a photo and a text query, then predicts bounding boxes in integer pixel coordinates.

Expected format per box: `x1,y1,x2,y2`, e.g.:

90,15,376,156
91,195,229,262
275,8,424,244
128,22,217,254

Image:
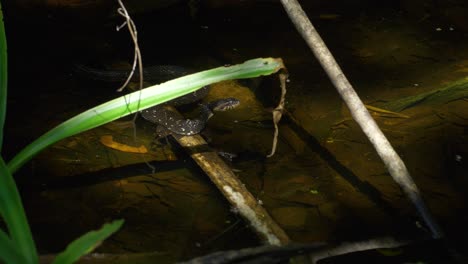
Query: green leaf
0,229,27,264
7,58,283,173
52,220,124,264
0,157,38,264
0,0,8,152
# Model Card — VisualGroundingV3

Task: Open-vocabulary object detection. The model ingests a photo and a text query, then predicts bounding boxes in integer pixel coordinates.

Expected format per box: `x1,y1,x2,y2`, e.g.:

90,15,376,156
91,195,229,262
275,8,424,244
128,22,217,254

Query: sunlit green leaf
7,58,283,173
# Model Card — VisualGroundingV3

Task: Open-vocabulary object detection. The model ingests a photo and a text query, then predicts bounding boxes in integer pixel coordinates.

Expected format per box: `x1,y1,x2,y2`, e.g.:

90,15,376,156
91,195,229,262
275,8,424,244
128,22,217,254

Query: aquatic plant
7,58,283,174
0,3,41,263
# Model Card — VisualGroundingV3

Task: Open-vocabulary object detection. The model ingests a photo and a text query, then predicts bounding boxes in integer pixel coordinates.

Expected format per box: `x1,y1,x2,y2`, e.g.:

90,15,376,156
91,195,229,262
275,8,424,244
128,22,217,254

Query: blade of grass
52,220,124,264
7,58,284,173
0,229,27,264
0,1,7,152
0,156,38,263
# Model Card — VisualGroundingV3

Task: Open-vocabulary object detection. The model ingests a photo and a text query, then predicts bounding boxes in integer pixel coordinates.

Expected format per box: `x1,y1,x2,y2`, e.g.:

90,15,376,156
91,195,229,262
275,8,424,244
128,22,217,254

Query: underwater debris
99,135,148,153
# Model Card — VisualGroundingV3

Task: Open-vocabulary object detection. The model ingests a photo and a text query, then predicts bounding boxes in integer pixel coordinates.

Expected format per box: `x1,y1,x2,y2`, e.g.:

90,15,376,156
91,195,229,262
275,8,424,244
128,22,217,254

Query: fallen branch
179,236,424,264
36,236,417,264
171,131,290,245
279,0,443,239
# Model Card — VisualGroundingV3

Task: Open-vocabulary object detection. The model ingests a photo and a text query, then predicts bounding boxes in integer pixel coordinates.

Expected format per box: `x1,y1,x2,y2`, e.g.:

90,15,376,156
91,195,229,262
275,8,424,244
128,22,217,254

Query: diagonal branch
279,0,443,239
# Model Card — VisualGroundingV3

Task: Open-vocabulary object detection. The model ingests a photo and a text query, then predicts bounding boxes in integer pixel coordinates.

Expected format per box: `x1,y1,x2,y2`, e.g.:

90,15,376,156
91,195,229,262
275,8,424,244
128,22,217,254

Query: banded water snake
75,64,240,135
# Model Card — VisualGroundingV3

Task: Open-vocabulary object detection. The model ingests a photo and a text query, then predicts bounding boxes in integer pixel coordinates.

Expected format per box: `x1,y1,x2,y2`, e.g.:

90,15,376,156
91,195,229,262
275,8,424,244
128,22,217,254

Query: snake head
209,98,241,112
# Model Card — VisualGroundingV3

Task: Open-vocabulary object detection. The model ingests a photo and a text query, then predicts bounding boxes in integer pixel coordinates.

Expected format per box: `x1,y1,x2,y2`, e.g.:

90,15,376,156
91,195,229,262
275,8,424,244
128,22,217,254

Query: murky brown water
3,1,467,263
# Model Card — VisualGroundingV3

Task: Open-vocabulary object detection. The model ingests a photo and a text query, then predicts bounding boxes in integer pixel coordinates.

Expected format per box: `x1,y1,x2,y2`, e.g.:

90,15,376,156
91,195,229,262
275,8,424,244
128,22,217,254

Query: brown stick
171,132,290,245
267,71,288,157
279,0,443,238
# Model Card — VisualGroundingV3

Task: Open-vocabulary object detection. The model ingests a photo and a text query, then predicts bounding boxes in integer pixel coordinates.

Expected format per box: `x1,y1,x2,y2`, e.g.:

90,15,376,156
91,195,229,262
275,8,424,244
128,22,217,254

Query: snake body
75,64,239,135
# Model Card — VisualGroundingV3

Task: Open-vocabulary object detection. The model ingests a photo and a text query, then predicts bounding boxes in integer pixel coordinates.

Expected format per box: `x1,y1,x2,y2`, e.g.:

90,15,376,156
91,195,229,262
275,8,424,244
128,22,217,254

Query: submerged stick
179,236,415,264
279,0,443,239
38,236,416,264
172,132,290,245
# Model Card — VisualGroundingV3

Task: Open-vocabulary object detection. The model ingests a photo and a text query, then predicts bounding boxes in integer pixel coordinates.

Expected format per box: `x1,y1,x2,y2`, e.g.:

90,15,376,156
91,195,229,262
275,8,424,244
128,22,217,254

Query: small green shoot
52,220,124,264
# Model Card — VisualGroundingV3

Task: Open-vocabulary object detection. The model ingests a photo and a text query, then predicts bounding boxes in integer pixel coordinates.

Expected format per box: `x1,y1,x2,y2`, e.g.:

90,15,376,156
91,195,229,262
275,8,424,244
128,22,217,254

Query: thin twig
267,70,288,157
116,0,143,93
115,0,155,173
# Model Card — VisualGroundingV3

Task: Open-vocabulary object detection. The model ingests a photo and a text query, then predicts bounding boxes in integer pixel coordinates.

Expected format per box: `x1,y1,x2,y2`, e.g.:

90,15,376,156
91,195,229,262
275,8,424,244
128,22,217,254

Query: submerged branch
172,130,290,245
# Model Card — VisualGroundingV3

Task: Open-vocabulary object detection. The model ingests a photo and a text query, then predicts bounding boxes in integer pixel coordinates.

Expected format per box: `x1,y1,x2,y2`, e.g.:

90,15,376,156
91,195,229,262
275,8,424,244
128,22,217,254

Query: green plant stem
0,229,27,264
7,58,284,173
0,0,8,153
0,157,38,263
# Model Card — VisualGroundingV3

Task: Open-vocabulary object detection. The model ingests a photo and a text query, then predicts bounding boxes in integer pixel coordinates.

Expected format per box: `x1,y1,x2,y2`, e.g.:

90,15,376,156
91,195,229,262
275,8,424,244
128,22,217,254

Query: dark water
2,0,468,263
